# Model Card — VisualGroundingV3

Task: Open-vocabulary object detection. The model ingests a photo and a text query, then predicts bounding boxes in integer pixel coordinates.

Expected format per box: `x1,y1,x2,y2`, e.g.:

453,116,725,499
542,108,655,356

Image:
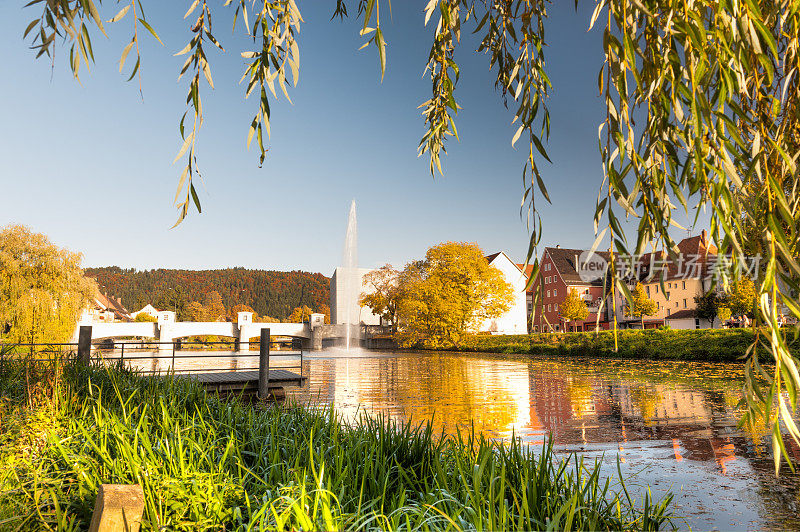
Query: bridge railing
1,327,304,395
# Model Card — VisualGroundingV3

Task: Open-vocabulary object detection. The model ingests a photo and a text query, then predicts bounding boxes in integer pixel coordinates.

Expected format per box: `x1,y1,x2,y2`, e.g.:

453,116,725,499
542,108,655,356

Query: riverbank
0,359,672,530
441,328,799,362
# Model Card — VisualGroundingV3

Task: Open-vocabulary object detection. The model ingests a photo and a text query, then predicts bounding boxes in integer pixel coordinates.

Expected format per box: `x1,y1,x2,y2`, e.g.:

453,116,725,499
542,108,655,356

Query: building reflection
292,353,800,481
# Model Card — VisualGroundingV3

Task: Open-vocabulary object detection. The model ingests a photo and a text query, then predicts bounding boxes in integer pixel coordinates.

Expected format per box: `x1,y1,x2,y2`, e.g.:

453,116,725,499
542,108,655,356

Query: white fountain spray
341,199,358,351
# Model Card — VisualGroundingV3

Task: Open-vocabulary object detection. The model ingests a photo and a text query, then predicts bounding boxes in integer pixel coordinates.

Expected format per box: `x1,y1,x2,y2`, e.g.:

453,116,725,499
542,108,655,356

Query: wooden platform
182,369,306,392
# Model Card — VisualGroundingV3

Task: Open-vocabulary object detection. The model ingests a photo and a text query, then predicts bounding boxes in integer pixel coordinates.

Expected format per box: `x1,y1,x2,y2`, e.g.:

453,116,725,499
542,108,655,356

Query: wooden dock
185,369,306,393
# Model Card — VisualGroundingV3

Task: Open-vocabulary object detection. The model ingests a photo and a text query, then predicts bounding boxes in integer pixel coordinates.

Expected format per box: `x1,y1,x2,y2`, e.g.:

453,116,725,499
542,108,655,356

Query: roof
485,251,524,274
544,247,612,286
94,293,131,321
516,263,535,280
539,232,717,286
665,309,697,320
637,232,717,282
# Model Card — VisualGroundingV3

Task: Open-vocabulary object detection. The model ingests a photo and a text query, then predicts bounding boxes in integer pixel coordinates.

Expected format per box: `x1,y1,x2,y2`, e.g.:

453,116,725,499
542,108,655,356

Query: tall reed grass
0,357,674,530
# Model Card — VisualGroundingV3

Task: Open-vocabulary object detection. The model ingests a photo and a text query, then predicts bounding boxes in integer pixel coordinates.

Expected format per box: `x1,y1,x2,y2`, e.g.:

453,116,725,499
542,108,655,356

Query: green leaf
190,184,202,213
138,18,163,45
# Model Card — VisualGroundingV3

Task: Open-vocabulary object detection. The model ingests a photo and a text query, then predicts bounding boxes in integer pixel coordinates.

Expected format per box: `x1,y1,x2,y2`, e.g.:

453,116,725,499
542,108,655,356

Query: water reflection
289,351,800,531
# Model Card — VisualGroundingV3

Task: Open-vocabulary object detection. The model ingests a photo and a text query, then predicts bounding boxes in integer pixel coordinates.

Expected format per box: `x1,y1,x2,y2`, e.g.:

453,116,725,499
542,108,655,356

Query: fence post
77,326,92,364
259,328,270,399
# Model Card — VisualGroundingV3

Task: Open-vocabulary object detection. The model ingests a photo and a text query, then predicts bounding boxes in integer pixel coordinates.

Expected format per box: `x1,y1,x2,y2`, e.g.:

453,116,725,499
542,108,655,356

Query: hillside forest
86,267,330,322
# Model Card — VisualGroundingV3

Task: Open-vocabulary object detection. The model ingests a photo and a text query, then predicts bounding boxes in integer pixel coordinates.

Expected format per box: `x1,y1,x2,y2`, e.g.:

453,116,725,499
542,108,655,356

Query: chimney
556,244,561,249
701,229,707,244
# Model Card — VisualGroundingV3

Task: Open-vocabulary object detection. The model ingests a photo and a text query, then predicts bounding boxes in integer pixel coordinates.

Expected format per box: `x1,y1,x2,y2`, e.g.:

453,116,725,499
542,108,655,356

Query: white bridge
73,311,351,350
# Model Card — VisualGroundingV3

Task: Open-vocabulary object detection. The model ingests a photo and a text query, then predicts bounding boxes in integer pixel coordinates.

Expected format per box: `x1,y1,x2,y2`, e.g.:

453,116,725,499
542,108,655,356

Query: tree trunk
641,315,645,329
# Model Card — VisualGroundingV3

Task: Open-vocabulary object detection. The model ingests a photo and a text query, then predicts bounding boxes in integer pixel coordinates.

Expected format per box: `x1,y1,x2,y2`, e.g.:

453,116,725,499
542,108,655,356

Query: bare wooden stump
89,484,144,532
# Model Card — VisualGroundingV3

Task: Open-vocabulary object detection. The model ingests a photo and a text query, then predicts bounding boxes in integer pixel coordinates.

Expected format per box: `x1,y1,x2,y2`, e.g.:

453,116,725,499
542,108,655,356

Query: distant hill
85,267,330,321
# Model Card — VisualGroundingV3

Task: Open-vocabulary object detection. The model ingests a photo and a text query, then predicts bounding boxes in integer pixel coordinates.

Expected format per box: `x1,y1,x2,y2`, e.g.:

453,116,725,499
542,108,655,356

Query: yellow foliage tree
626,283,658,329
359,264,399,330
203,291,226,322
727,278,757,318
285,305,314,323
560,289,589,329
0,224,96,344
228,303,255,322
317,304,331,324
395,242,514,348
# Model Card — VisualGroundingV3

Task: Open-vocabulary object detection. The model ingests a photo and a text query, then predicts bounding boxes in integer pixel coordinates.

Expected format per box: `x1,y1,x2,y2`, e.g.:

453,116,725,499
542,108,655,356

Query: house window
585,289,589,294
646,286,650,296
548,304,551,312
667,308,671,316
675,302,678,308
695,318,700,329
682,281,686,289
547,290,551,298
553,289,557,297
555,304,559,311
555,324,560,331
683,298,687,308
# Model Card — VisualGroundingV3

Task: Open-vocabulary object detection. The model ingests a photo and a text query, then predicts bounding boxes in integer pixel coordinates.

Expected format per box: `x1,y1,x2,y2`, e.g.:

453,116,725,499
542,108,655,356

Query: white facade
330,267,382,326
664,316,713,330
480,252,529,335
131,304,160,320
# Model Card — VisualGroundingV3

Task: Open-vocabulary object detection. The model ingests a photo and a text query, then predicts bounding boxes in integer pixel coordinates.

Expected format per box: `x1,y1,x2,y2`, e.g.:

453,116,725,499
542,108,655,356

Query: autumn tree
203,291,226,322
560,289,589,330
395,243,514,348
0,224,96,344
134,313,158,323
186,301,205,322
727,278,757,319
318,304,331,324
285,305,314,323
717,305,732,325
229,303,256,322
626,283,658,329
359,264,400,331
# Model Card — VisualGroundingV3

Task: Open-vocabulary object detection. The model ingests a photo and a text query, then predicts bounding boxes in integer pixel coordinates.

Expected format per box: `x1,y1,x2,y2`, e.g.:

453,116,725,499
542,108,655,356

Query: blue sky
0,2,704,274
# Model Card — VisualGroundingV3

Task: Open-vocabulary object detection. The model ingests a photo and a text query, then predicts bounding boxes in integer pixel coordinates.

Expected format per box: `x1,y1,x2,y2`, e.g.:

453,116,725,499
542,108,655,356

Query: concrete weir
73,311,355,350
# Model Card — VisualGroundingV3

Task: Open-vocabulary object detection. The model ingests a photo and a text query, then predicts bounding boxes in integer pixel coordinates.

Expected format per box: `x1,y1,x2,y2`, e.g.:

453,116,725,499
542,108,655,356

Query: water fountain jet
341,199,359,351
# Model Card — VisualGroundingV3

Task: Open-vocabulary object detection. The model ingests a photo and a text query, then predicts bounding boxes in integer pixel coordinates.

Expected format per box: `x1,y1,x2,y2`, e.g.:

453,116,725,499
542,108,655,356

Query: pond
122,348,800,530
289,350,800,531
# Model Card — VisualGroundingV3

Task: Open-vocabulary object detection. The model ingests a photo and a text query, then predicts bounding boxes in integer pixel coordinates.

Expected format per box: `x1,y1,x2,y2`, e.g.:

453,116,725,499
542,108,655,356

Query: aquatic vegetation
0,359,674,530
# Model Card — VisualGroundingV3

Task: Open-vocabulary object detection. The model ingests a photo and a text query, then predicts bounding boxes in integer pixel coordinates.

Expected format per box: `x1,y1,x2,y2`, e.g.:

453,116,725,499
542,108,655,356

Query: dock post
259,328,270,399
77,326,92,364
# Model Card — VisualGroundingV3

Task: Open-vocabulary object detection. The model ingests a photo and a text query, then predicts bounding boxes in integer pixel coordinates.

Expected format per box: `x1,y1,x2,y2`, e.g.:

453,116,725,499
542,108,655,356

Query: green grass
0,357,675,530
446,328,800,362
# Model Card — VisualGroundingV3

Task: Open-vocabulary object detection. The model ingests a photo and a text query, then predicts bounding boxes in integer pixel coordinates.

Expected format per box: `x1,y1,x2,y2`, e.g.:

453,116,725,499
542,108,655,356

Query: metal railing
89,338,303,380
1,329,305,393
